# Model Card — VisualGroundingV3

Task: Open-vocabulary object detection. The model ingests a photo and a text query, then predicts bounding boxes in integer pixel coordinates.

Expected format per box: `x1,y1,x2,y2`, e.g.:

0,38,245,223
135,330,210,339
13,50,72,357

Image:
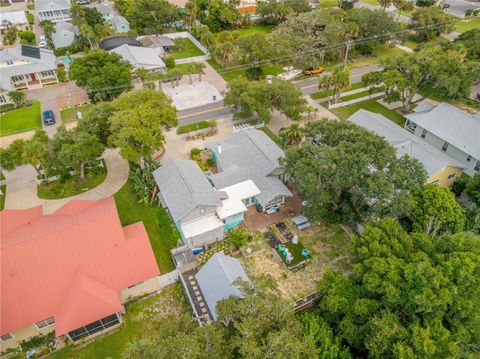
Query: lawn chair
301,249,311,257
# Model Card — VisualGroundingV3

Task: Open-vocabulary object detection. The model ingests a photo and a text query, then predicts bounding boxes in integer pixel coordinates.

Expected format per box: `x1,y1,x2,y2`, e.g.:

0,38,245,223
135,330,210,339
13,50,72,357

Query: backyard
48,285,189,359
0,100,42,137
171,38,205,59
242,220,351,300
114,179,179,273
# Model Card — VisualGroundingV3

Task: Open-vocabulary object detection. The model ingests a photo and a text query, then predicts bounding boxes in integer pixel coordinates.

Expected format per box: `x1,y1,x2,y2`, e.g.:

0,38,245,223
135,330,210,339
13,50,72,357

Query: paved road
177,64,382,123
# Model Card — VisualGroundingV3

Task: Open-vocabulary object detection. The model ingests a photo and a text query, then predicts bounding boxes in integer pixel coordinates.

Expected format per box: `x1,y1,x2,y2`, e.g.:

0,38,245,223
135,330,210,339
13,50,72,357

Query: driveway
24,81,88,136
3,149,128,213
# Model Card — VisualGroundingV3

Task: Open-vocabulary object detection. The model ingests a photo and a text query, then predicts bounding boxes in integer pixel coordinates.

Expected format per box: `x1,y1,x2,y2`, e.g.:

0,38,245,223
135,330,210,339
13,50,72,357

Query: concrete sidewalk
4,149,129,213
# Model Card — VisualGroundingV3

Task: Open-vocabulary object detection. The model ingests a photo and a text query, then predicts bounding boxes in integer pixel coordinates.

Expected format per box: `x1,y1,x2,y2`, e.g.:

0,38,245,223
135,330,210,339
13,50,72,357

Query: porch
243,194,302,231
13,75,57,90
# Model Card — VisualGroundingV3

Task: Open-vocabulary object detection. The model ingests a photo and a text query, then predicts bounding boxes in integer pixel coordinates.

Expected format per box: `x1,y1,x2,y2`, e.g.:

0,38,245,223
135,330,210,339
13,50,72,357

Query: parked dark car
42,110,55,125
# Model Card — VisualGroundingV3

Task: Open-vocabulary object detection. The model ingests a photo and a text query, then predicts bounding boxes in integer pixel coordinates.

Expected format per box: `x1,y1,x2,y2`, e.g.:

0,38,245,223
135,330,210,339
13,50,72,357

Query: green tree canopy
282,120,426,224
408,6,453,42
272,8,401,68
69,49,132,101
108,89,177,165
257,0,311,25
455,29,480,61
127,0,180,35
410,184,464,236
318,65,351,103
316,219,480,358
224,77,310,123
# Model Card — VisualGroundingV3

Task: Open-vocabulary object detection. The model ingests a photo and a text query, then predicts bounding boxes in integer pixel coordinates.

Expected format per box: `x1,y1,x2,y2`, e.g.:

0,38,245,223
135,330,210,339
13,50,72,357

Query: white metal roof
216,180,260,219
0,11,28,27
180,214,223,239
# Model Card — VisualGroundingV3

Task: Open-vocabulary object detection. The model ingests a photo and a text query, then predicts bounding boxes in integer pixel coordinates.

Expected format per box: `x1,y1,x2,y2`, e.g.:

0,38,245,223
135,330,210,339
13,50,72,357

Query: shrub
54,44,77,56
245,66,264,80
3,28,17,45
0,103,14,113
206,158,216,168
144,82,155,90
27,13,34,25
192,154,208,171
226,227,249,249
466,174,480,204
451,175,469,197
164,55,176,69
56,67,67,82
190,148,202,157
18,30,36,45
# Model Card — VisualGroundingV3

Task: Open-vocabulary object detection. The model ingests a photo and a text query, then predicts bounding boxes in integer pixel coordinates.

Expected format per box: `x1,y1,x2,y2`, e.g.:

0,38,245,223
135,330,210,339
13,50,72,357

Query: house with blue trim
152,129,291,248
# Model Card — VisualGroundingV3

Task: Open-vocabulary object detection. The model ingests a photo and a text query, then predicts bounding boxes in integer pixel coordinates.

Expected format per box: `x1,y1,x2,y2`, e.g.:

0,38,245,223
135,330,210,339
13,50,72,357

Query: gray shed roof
87,2,114,14
152,159,222,223
138,35,175,48
34,0,71,12
206,129,291,206
196,253,249,321
349,109,465,177
405,102,480,159
112,15,128,26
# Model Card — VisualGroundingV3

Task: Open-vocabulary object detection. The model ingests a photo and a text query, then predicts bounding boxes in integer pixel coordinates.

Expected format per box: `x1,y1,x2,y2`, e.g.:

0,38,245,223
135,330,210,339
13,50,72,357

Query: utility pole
344,41,352,68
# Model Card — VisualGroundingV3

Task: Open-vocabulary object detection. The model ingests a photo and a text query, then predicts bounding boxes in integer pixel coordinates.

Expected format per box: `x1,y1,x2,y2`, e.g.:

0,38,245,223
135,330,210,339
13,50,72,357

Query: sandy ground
162,81,223,111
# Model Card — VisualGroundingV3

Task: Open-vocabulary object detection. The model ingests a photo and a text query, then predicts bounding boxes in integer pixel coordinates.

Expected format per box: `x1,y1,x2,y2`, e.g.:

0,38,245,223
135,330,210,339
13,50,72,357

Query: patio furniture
297,222,311,230
292,235,299,244
265,206,279,215
292,215,311,229
278,244,285,251
301,249,311,257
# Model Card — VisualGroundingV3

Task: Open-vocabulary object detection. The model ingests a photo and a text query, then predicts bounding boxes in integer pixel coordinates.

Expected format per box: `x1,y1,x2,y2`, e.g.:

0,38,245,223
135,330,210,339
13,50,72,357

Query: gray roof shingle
152,159,222,222
349,109,465,177
196,253,249,321
34,0,71,12
405,103,480,158
206,129,292,206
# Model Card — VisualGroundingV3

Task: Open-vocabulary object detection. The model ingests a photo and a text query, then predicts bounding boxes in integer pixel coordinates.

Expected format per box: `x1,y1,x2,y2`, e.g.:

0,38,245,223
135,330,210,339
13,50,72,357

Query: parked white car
278,67,302,81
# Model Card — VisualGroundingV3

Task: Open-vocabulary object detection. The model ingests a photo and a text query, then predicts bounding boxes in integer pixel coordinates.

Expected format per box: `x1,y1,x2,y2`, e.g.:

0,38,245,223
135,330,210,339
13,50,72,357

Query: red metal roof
0,197,160,336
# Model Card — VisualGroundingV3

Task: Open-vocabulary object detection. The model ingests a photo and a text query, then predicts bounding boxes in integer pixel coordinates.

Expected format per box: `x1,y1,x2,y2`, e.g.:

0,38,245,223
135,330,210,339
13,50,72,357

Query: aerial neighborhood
0,0,479,357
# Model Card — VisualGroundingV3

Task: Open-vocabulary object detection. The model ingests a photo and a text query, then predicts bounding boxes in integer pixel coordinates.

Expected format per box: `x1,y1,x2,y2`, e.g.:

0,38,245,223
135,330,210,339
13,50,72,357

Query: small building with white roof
0,11,28,31
109,44,166,72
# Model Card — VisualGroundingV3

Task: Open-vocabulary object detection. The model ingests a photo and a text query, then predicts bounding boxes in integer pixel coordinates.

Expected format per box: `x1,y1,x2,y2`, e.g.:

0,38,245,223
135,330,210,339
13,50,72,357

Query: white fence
157,269,179,289
162,32,211,64
328,92,385,109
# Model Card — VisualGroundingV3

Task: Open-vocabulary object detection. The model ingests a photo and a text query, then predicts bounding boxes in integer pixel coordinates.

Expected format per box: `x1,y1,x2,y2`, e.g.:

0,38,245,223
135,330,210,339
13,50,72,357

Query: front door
30,73,36,81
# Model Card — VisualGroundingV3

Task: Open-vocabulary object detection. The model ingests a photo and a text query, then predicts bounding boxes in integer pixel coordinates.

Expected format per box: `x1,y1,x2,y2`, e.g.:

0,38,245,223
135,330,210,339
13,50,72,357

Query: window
35,317,55,329
200,208,205,214
447,173,456,180
0,95,6,104
6,60,13,65
467,155,472,162
68,314,120,341
441,141,449,152
475,161,480,172
0,333,14,342
421,129,427,139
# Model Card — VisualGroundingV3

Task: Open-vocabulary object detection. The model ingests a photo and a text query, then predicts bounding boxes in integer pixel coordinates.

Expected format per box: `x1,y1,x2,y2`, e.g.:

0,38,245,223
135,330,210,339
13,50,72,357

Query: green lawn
0,185,5,211
260,126,284,148
60,104,93,124
48,285,188,359
362,0,379,5
349,44,405,69
176,119,216,134
319,0,338,8
281,240,308,268
403,40,419,50
37,163,107,199
171,38,205,59
328,99,407,126
114,179,179,273
311,82,365,100
339,88,382,102
0,100,42,137
228,24,275,37
454,17,480,33
209,59,285,83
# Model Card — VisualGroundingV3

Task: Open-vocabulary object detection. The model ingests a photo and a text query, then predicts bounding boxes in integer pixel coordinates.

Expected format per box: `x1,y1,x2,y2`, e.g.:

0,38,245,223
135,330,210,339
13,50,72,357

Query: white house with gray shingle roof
206,129,292,212
404,102,480,176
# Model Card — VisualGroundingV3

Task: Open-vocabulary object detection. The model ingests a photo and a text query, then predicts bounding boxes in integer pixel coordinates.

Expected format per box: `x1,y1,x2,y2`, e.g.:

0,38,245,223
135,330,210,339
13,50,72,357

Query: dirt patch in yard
242,221,352,301
133,285,189,322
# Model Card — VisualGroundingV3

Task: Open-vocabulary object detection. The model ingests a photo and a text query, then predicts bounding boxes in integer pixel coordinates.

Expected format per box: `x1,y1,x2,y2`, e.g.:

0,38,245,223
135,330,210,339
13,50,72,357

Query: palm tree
379,0,392,10
135,67,151,87
194,62,206,82
7,90,26,108
318,65,351,104
283,124,304,146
